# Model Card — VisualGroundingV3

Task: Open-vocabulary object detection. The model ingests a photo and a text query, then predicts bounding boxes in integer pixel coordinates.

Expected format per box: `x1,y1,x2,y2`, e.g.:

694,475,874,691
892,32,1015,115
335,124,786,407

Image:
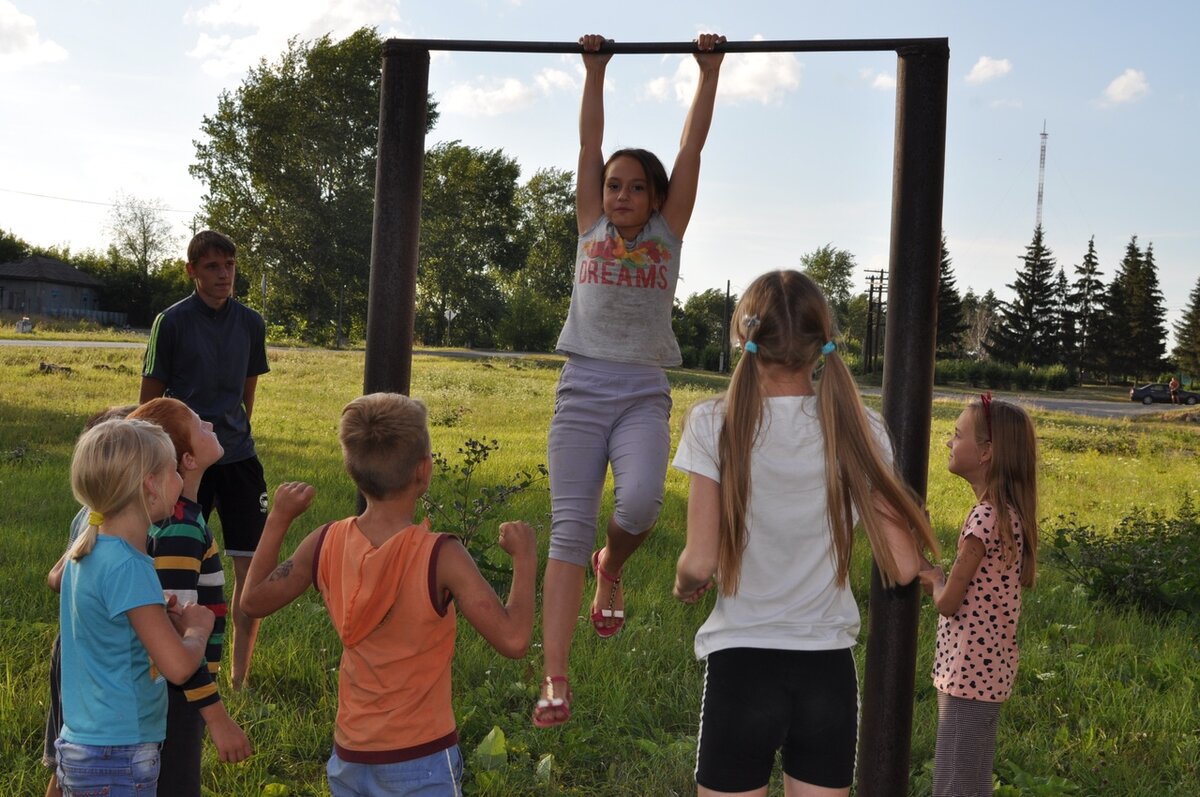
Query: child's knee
613,493,663,535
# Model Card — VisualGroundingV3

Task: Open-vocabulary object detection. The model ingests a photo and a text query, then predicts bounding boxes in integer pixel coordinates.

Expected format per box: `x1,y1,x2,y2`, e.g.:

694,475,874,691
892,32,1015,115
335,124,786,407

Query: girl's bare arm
661,34,725,238
675,473,721,602
129,601,212,685
576,34,611,233
928,535,985,616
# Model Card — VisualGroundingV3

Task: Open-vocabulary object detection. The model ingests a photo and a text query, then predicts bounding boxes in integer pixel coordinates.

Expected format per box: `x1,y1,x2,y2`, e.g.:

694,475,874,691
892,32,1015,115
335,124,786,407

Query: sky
2,1,1197,344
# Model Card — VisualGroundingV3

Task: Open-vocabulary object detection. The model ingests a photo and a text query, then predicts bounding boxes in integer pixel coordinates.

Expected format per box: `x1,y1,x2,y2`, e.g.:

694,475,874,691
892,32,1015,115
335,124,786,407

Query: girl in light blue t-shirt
55,419,214,796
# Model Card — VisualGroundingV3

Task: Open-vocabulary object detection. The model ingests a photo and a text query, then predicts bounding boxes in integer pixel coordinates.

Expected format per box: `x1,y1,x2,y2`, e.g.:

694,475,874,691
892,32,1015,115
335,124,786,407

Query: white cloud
989,98,1023,109
649,37,801,106
859,67,895,91
1101,68,1149,106
0,1,67,72
534,68,575,93
965,56,1012,85
441,66,579,118
184,0,402,78
440,76,538,117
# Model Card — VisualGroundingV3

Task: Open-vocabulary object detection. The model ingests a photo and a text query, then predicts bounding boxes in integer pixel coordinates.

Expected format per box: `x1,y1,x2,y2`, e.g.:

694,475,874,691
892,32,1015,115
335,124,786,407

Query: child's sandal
590,548,625,638
532,675,572,728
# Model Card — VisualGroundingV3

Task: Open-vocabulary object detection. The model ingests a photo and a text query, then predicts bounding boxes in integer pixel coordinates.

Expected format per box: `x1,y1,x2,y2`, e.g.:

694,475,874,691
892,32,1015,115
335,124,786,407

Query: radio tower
1035,121,1048,228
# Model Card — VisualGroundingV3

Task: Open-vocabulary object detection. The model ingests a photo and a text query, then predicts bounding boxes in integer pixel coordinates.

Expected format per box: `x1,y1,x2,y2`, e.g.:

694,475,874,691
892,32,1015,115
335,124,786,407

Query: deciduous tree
0,227,31,264
190,27,438,343
416,141,522,347
106,194,176,276
800,244,856,333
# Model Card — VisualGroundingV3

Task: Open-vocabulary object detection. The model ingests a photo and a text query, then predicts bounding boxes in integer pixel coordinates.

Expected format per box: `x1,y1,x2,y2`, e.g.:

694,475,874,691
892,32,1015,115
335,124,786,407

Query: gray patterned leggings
547,355,671,566
934,690,1003,797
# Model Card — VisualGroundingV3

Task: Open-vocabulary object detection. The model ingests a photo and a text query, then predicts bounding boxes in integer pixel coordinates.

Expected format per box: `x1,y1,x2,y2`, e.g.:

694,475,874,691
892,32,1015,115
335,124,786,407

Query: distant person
240,393,536,797
44,405,137,797
672,270,937,796
1169,375,1181,404
129,398,253,796
141,229,269,690
534,32,726,729
55,419,214,796
920,394,1040,797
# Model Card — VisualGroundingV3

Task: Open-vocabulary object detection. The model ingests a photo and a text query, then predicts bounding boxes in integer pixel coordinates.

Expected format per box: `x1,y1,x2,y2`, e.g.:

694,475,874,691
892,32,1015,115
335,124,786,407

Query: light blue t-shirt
59,535,167,745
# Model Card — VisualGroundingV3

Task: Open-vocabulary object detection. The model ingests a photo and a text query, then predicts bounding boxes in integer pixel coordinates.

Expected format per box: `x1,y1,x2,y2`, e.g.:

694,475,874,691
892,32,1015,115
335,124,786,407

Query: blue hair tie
821,341,836,356
743,341,758,354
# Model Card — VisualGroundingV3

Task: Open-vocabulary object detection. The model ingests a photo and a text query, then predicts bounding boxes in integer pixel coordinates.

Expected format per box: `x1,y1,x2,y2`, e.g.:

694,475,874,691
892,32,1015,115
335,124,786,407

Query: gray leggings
934,690,1003,797
547,355,671,566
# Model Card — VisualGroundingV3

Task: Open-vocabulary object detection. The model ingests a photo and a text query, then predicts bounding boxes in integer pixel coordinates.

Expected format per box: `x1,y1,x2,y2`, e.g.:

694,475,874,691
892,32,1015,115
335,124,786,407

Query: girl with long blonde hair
673,270,937,796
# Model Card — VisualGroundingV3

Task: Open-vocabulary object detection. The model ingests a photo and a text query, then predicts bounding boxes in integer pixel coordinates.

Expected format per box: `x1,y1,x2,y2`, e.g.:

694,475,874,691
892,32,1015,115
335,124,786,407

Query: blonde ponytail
68,419,176,561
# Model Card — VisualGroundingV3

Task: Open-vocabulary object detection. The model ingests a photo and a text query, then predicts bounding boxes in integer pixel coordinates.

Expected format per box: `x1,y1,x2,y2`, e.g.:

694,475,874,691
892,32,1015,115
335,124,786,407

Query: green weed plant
1049,497,1200,615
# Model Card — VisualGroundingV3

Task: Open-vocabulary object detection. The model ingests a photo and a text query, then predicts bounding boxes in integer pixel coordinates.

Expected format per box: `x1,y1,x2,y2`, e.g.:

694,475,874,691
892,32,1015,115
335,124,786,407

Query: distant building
0,254,126,325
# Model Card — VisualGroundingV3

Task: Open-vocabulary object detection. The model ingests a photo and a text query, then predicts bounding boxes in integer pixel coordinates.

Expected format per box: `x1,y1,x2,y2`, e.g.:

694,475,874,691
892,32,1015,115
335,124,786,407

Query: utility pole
863,268,887,373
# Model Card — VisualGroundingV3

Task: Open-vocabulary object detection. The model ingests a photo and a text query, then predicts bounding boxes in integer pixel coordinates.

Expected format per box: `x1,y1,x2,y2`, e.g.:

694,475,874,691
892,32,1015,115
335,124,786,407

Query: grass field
1,345,1197,796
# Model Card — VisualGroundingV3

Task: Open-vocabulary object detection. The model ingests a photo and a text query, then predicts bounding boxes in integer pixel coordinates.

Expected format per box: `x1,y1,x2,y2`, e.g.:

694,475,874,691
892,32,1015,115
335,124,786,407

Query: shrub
421,437,547,589
933,359,1076,391
1048,497,1200,615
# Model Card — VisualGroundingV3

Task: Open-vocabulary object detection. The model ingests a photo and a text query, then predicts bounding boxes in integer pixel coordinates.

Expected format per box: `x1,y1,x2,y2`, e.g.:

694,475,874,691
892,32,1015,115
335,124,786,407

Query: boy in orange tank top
240,393,536,796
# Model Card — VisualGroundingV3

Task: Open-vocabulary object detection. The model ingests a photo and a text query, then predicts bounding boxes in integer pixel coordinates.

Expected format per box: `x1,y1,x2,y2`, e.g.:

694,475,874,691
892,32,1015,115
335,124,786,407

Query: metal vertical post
364,42,429,397
856,40,948,796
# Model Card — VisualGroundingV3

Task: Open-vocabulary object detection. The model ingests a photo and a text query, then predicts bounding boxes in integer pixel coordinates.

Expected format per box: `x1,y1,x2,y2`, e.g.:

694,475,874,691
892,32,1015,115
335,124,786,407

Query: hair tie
821,341,837,356
743,341,758,354
87,510,104,527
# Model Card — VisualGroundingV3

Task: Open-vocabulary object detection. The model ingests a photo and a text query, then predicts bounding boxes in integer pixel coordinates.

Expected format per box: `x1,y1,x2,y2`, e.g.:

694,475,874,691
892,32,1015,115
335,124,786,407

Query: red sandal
532,675,572,728
590,548,625,638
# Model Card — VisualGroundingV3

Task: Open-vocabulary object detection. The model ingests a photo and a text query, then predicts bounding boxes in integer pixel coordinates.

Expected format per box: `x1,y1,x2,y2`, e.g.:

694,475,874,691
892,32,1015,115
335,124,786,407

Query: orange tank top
315,517,458,762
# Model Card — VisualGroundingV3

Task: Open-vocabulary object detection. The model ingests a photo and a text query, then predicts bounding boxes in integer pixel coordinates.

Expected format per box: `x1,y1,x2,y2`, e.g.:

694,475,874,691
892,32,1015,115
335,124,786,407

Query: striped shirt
148,496,227,707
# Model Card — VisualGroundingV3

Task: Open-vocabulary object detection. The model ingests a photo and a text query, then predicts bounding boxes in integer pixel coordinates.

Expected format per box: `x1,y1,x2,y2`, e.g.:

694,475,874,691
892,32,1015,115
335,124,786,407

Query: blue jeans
327,746,464,796
55,739,161,796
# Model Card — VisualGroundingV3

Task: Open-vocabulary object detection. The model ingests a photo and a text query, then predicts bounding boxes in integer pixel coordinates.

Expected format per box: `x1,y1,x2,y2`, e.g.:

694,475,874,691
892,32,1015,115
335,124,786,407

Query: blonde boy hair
68,419,177,561
340,393,431,500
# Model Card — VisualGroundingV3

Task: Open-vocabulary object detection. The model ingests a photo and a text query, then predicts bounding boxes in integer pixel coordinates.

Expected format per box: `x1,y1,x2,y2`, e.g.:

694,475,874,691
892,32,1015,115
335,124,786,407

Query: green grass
1,346,1198,795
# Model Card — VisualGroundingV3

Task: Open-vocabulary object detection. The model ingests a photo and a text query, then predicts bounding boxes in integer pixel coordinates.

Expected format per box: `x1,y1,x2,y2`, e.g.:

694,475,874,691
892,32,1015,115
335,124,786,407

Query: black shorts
696,647,858,792
198,455,268,557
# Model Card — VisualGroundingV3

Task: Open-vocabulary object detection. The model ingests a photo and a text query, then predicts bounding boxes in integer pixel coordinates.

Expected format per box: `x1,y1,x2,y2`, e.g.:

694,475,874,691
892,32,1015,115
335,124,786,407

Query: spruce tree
1053,267,1077,367
1173,276,1200,379
935,234,967,359
1101,236,1156,381
1134,242,1168,376
987,225,1058,366
1069,237,1105,379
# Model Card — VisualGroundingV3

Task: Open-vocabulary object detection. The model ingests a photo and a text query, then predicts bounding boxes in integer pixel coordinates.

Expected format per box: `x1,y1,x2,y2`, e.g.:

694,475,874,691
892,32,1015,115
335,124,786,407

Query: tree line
3,26,1197,382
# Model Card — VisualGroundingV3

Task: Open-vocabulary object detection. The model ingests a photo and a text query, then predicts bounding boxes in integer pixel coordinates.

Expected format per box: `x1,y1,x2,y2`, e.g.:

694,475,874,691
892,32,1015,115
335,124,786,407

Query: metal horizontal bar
383,37,948,56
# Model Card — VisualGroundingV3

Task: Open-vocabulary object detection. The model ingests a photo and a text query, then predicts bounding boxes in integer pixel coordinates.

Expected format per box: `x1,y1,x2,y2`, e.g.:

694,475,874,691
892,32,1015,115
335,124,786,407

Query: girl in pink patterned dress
920,393,1039,797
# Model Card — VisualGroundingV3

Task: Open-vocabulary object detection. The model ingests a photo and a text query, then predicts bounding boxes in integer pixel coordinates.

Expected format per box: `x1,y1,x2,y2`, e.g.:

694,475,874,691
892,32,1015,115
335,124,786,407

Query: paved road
933,391,1166,420
2,339,1179,419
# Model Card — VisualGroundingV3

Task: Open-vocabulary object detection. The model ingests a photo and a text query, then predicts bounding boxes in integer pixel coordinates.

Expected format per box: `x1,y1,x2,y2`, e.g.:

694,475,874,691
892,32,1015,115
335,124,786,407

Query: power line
0,187,196,215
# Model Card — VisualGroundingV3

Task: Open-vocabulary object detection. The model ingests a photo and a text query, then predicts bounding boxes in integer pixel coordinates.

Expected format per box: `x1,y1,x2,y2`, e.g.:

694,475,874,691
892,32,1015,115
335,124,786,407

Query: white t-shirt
672,395,893,660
